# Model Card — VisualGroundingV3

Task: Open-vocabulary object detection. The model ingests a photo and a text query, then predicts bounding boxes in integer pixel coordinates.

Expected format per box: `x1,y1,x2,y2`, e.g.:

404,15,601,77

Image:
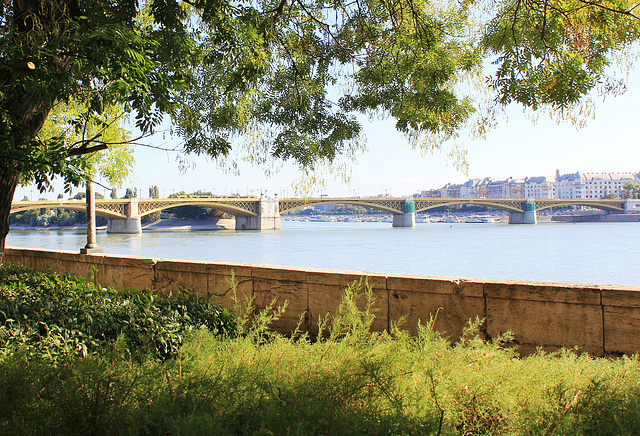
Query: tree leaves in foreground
483,0,640,110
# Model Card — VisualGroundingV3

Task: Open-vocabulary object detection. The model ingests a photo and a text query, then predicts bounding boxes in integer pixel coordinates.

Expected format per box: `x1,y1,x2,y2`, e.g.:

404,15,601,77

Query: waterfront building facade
554,171,584,199
582,173,640,199
508,178,526,199
524,176,555,199
427,171,639,201
487,178,512,198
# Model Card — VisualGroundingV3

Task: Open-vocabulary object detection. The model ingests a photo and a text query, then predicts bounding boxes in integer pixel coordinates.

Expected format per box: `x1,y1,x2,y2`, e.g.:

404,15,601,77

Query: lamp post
80,179,103,254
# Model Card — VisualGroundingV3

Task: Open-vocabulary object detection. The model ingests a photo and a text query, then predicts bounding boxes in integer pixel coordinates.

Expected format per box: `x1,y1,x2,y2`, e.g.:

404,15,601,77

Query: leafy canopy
2,0,640,194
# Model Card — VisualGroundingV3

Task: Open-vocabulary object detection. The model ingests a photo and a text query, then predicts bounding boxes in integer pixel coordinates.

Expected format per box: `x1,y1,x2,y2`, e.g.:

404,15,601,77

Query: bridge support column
236,198,281,230
392,198,416,227
509,199,537,224
107,199,142,234
392,213,415,227
107,218,142,233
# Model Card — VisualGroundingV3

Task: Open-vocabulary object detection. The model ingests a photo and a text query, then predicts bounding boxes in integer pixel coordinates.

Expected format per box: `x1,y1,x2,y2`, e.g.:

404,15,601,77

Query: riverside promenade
5,247,640,357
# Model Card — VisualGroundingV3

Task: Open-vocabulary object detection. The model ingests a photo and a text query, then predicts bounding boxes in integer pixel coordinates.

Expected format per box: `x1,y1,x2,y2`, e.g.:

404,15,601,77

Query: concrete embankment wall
551,214,640,223
5,247,640,357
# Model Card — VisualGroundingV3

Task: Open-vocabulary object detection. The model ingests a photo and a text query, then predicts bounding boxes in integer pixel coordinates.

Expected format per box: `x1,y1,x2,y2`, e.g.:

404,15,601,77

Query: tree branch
67,143,108,156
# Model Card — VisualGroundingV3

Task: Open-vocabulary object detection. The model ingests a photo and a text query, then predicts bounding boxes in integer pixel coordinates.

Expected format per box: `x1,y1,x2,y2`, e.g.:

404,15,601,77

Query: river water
6,221,640,287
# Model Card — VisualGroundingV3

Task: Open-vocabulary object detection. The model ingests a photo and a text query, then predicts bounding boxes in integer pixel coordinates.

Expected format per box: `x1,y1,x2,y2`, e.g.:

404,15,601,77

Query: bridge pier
107,199,142,234
235,198,281,230
392,199,416,227
392,213,415,227
107,217,142,234
509,200,537,224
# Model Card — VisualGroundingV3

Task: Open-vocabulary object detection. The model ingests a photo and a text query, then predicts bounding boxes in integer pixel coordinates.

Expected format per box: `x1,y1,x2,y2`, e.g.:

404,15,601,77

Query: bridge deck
10,197,627,218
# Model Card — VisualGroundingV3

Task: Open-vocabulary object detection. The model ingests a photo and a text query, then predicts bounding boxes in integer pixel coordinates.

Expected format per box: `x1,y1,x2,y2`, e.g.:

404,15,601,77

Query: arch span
414,198,526,213
137,198,259,217
279,198,405,215
10,200,127,219
534,199,625,212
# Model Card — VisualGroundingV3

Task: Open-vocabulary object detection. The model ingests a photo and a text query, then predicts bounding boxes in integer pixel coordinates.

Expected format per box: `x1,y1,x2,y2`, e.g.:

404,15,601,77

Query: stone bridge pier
508,200,537,224
235,198,281,230
107,199,142,234
392,199,416,227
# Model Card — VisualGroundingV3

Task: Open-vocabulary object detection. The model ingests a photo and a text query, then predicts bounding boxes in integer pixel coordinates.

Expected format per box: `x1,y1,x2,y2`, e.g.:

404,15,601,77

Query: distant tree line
10,191,106,227
164,191,223,220
10,186,166,227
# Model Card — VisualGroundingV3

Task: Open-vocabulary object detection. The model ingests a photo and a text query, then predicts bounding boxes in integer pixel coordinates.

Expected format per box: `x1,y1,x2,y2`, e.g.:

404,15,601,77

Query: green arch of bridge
138,201,258,217
279,199,403,215
414,200,525,214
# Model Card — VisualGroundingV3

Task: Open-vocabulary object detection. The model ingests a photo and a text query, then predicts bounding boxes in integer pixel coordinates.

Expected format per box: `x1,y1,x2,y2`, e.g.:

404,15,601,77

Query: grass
1,265,640,435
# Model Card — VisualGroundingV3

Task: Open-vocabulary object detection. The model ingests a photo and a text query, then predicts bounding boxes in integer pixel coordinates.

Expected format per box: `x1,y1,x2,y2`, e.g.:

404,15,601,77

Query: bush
2,272,640,435
0,263,236,360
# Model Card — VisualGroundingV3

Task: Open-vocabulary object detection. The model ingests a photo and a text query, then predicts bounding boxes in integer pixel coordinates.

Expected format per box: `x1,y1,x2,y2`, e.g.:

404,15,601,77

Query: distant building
424,170,639,201
582,172,640,199
477,178,490,198
524,176,555,199
459,178,484,198
487,178,512,198
416,189,441,198
508,178,526,199
554,171,584,199
554,170,640,199
439,183,451,198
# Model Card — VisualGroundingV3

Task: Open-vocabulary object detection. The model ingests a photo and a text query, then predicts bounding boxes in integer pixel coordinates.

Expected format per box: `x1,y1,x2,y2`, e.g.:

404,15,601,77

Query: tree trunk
0,164,21,263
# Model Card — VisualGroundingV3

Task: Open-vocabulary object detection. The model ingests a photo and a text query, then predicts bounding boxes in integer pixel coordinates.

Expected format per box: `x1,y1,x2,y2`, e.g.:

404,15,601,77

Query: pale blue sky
16,68,640,200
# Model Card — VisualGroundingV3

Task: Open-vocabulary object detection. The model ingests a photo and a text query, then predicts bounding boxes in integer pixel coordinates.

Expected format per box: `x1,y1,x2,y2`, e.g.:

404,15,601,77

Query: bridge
10,197,634,233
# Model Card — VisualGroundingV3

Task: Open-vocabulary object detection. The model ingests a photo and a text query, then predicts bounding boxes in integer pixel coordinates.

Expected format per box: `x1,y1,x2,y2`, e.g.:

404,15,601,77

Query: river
6,221,640,287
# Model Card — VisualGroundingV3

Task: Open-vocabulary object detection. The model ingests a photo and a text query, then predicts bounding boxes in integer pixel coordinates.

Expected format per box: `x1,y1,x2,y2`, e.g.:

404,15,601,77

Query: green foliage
2,275,640,434
2,0,640,228
142,185,162,223
623,182,640,199
165,190,221,219
482,0,640,111
122,187,137,199
0,263,236,361
177,0,480,170
37,101,135,189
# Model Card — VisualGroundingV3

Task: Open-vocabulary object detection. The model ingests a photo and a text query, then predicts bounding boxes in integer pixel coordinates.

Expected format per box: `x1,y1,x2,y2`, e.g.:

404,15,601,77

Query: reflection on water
7,221,640,287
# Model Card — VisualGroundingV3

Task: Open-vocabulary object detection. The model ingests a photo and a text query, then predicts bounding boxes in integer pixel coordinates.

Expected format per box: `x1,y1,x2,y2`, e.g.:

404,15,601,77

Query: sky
14,68,640,201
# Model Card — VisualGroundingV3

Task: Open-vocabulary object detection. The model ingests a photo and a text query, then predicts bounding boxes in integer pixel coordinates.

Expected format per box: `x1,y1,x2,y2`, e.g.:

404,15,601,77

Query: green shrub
2,271,640,435
0,263,235,360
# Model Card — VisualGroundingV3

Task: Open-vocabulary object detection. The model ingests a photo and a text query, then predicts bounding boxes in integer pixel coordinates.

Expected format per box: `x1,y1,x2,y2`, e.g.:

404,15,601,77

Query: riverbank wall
551,213,640,223
5,247,640,357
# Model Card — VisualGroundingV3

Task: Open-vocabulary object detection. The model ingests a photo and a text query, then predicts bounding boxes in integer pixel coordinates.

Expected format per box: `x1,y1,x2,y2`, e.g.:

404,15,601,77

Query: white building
582,173,640,199
458,180,475,198
555,171,585,199
524,176,555,199
487,178,512,198
508,178,526,199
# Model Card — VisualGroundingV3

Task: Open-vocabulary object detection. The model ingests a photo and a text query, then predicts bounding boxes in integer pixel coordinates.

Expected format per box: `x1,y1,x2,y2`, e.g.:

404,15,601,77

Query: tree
623,182,640,199
123,188,137,199
482,0,640,112
142,185,161,223
149,185,160,200
2,0,640,259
